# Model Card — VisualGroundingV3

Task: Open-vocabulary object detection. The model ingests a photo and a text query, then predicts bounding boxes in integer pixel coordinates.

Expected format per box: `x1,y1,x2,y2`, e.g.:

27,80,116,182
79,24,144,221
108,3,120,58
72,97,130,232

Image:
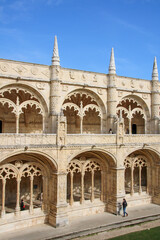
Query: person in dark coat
20,199,25,211
122,198,128,217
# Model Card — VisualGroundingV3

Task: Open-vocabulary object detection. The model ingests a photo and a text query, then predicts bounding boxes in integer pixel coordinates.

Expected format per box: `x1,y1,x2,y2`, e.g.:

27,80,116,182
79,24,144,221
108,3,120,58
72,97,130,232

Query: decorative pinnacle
108,48,116,75
152,57,159,81
52,35,60,66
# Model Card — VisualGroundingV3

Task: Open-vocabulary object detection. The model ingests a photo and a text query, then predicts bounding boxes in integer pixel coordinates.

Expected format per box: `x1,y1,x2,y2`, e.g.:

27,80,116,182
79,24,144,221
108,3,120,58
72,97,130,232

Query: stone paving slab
0,204,160,240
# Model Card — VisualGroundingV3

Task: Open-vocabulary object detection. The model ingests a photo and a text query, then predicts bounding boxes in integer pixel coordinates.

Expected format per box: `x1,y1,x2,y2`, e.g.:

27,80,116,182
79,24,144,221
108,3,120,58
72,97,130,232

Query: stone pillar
49,172,68,227
107,48,117,133
139,166,142,194
56,115,67,146
80,172,85,204
100,171,104,201
16,115,19,134
107,167,125,214
15,178,21,214
151,57,160,133
70,172,74,206
91,170,94,202
107,77,117,132
131,166,134,195
42,176,49,212
29,175,34,214
1,179,6,218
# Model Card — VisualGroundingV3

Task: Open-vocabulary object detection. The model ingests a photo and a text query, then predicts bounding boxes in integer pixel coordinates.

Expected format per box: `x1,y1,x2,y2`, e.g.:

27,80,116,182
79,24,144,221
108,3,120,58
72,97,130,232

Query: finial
52,35,60,66
152,56,159,81
108,48,116,74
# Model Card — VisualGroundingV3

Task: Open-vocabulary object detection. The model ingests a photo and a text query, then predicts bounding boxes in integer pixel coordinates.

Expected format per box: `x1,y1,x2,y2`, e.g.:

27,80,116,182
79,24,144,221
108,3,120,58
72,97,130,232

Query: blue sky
0,0,160,79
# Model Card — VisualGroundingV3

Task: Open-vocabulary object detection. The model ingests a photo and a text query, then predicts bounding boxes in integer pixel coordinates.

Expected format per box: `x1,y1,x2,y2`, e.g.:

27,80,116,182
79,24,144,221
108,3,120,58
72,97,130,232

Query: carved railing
0,133,56,146
0,133,159,148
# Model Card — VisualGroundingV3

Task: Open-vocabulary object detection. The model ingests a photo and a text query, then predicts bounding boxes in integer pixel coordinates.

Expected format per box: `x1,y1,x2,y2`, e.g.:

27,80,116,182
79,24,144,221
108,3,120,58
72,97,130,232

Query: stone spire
108,48,116,75
52,35,60,66
152,57,159,81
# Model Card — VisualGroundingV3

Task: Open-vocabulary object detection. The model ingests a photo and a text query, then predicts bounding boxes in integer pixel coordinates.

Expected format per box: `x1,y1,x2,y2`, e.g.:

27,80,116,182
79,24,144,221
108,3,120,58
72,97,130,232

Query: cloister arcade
0,85,46,134
62,90,105,134
124,155,148,195
116,96,148,134
0,153,56,219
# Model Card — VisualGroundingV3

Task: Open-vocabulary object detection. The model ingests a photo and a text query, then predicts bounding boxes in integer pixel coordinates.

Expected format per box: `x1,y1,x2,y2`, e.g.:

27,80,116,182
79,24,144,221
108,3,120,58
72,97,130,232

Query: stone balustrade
0,133,159,148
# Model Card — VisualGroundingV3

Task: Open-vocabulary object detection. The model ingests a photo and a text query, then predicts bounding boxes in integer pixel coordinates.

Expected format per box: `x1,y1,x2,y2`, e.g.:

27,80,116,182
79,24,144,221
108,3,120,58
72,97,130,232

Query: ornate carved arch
0,164,18,180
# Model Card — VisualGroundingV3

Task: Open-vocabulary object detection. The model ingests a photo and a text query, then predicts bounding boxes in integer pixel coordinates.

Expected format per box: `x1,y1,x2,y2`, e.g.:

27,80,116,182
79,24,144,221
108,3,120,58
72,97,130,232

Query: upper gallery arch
61,89,107,134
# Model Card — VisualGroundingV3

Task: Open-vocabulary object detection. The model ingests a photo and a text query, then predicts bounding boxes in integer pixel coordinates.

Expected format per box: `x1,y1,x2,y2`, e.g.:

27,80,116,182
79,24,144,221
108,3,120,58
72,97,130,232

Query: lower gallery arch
66,150,116,218
124,149,160,206
0,152,57,227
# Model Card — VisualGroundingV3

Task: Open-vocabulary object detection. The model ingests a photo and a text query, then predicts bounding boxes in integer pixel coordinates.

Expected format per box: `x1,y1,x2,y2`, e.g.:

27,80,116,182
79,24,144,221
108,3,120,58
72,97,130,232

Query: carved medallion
31,67,38,75
0,63,8,72
36,82,45,90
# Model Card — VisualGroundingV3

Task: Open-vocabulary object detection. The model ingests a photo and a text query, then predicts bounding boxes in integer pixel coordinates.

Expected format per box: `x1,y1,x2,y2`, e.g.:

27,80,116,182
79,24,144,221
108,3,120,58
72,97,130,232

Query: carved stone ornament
139,84,143,89
97,88,102,95
93,74,97,82
31,67,38,75
69,71,75,79
122,81,125,86
42,69,49,78
36,83,45,90
62,85,68,91
142,94,148,99
14,65,27,75
82,73,86,80
131,79,134,88
0,63,9,72
118,91,123,97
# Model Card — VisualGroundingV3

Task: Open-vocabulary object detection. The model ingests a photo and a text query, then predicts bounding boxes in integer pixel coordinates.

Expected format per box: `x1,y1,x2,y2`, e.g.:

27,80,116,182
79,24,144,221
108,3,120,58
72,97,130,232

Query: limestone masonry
0,36,160,232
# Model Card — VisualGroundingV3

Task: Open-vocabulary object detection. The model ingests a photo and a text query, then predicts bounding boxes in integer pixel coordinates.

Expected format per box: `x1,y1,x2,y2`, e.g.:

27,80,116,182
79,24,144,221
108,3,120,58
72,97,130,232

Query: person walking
122,198,128,217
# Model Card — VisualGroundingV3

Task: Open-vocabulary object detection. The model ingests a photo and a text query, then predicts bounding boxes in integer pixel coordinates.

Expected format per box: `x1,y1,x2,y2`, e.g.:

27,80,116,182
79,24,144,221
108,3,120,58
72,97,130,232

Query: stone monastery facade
0,36,160,231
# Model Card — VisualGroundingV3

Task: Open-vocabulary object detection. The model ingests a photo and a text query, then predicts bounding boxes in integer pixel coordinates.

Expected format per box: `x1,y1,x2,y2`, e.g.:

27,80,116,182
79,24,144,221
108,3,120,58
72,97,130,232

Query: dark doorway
0,120,2,133
132,124,137,134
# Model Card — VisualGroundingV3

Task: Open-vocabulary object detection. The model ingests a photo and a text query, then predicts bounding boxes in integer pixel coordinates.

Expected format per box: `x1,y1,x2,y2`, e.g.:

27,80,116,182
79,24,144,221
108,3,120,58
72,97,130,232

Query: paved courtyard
0,203,160,240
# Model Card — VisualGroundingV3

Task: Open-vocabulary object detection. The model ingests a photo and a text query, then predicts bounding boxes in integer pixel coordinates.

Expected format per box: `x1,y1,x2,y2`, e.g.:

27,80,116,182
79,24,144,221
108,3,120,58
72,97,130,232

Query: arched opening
62,90,105,134
117,96,148,134
124,154,148,196
67,150,116,217
0,86,46,134
0,152,57,219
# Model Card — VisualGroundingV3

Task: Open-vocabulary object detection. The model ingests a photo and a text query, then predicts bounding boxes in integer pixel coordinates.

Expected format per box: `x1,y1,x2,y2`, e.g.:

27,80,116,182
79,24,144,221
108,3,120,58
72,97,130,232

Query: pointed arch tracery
117,97,147,134
0,160,47,217
0,85,46,134
62,90,103,134
67,157,102,205
124,155,148,195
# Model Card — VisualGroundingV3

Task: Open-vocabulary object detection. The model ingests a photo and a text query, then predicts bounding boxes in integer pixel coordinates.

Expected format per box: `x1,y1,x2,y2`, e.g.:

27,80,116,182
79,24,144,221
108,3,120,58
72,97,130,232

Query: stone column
42,176,48,211
15,178,21,214
131,166,134,195
100,171,104,201
151,57,160,133
91,170,94,202
49,172,68,227
1,179,6,218
80,172,85,204
70,172,74,206
80,117,83,134
107,48,117,133
139,166,142,194
16,115,19,134
29,175,34,213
